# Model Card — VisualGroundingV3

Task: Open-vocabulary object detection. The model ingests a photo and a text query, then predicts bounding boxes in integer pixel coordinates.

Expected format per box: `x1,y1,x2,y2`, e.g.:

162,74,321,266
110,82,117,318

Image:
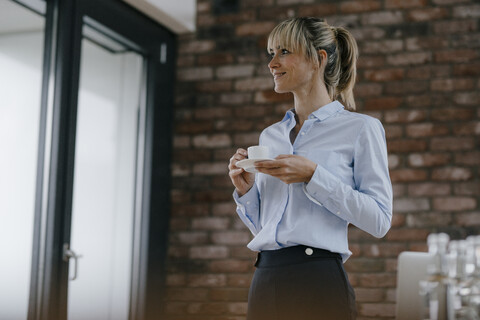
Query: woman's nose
268,55,279,69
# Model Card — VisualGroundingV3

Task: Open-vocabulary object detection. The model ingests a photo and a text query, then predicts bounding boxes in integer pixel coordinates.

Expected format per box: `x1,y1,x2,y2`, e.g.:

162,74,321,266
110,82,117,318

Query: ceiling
123,0,197,34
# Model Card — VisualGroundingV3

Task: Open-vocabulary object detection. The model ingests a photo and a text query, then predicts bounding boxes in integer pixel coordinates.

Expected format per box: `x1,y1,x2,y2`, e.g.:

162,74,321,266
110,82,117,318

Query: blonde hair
267,17,359,110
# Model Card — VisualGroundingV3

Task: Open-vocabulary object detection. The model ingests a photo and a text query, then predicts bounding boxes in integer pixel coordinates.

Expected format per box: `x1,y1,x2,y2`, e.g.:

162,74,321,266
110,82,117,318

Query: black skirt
247,245,356,320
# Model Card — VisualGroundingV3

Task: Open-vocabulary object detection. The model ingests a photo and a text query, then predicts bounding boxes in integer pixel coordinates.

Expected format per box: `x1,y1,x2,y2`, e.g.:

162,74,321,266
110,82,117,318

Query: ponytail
333,26,358,110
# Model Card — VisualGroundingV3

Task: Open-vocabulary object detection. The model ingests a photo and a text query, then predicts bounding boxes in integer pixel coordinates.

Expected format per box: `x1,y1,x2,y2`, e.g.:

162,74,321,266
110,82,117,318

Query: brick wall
166,0,480,319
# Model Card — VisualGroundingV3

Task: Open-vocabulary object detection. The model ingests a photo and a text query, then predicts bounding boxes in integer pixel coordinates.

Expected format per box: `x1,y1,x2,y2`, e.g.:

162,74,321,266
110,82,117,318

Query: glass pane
67,24,144,320
0,1,45,319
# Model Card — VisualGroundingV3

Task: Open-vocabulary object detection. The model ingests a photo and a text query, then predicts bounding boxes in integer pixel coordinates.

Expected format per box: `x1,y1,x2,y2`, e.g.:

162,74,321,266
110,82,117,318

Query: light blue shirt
233,100,393,261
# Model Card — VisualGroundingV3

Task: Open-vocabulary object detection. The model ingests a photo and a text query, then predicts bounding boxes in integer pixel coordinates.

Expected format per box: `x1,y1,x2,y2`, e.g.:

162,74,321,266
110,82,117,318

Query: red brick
216,65,255,79
177,67,214,81
388,154,400,169
188,274,227,287
236,21,276,36
386,0,427,8
190,246,229,259
408,182,451,196
194,190,233,202
385,228,430,241
166,288,209,301
171,204,210,217
176,120,214,134
432,0,469,5
344,258,385,273
435,49,478,63
340,0,381,13
198,53,235,66
227,274,253,288
233,132,261,146
362,11,404,25
360,303,396,318
385,110,427,123
211,231,251,245
454,92,480,106
195,79,233,93
386,52,432,66
431,108,476,122
172,232,209,245
364,97,403,110
384,125,404,139
432,167,473,181
210,288,249,301
430,137,475,151
406,123,449,137
254,90,293,103
453,4,480,18
454,182,480,196
235,77,273,91
364,68,405,81
393,198,430,212
357,273,397,287
408,153,451,167
387,140,428,153
453,122,480,136
390,169,428,182
217,10,256,24
258,6,296,20
192,217,230,230
406,212,453,227
408,7,448,21
405,94,432,108
187,302,228,315
357,55,386,68
192,134,231,148
455,212,480,226
433,197,477,211
433,20,478,35
209,260,254,273
454,63,480,76
385,81,429,94
431,78,475,92
362,40,404,54
455,152,480,166
179,40,215,54
298,3,337,16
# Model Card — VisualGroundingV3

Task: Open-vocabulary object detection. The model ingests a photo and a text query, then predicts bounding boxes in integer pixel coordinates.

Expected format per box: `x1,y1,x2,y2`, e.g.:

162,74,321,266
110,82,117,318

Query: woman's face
268,46,318,94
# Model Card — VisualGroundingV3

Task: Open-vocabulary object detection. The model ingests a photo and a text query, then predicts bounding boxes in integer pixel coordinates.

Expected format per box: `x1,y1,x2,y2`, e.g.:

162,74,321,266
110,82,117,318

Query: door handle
63,243,82,281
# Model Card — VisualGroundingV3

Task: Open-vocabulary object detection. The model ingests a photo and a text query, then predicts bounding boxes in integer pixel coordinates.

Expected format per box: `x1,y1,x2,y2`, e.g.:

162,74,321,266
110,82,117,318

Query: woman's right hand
228,148,255,197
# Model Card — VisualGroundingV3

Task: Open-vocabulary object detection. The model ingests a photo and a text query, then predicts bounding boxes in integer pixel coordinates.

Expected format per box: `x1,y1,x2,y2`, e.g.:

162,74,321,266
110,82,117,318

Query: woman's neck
292,80,332,126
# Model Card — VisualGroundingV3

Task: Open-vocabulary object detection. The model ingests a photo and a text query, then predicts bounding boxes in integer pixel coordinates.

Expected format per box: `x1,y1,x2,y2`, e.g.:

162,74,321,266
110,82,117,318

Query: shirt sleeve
233,183,261,235
304,118,393,238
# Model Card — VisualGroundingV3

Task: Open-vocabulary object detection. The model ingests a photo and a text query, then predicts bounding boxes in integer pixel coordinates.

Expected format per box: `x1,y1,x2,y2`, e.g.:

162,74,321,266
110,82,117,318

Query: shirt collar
281,100,344,123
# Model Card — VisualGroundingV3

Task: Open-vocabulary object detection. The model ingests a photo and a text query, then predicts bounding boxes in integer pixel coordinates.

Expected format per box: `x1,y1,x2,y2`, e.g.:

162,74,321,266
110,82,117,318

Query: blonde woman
228,17,393,320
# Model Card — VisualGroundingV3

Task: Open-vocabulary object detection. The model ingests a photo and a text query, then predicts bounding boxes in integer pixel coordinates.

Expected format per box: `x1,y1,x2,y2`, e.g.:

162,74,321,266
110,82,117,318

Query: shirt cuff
233,184,259,210
304,165,342,216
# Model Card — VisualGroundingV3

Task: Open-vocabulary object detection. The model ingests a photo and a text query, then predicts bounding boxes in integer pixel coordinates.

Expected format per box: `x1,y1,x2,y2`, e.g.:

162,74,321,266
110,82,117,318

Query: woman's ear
317,49,328,69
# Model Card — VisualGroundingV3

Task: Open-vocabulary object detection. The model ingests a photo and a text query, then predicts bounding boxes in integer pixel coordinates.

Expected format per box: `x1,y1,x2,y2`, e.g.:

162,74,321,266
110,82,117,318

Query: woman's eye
281,49,290,55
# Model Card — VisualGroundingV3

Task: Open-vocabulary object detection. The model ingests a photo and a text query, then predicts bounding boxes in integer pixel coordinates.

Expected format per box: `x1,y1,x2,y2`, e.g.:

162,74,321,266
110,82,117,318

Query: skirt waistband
255,245,341,268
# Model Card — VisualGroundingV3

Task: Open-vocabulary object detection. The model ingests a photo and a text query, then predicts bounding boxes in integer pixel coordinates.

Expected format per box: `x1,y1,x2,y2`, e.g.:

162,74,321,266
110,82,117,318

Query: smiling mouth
274,72,286,80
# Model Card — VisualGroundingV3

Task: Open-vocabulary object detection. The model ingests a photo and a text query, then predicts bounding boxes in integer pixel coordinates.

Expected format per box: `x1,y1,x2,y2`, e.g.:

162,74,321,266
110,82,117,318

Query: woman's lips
274,72,286,80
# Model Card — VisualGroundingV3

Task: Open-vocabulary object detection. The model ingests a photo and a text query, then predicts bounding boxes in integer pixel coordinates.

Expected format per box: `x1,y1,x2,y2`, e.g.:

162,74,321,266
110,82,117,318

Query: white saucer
236,158,273,173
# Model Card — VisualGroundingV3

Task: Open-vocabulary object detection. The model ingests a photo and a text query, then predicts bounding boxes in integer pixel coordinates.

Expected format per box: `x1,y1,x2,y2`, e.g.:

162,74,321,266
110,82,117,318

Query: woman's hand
228,148,256,196
255,154,317,184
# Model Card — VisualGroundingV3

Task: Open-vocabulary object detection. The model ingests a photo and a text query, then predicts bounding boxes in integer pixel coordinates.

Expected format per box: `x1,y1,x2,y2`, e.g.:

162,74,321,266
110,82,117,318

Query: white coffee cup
247,146,270,159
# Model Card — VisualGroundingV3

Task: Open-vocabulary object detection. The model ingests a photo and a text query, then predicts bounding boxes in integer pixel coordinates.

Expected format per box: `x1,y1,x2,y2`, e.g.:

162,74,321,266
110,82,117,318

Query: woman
228,17,392,320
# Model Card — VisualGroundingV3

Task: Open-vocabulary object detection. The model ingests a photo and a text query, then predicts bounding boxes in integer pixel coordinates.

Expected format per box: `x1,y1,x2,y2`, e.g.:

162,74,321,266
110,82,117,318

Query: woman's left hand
254,154,317,184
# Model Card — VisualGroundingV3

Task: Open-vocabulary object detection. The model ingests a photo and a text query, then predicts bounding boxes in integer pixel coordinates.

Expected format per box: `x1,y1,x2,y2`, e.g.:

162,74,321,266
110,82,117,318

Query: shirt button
246,201,251,205
305,248,313,256
336,211,341,215
301,132,305,136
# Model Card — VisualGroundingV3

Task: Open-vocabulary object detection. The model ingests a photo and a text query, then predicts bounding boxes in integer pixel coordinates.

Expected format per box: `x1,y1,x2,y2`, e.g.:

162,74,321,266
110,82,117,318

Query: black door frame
27,0,175,319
